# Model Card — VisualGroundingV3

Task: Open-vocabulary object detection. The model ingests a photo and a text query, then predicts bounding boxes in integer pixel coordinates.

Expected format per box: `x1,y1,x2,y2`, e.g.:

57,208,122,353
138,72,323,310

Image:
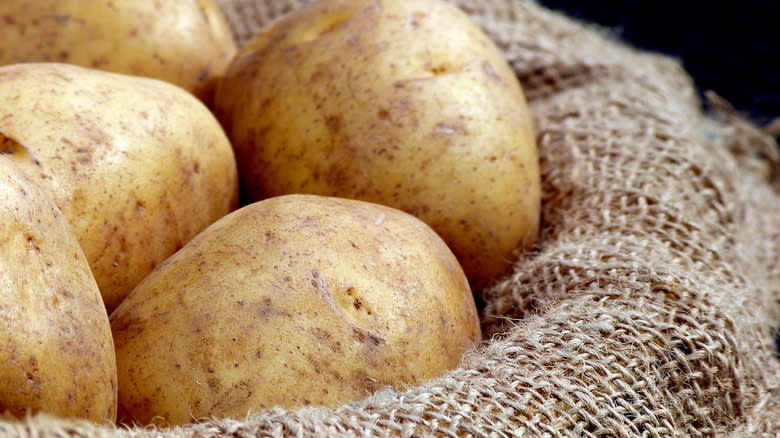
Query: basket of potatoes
1,0,778,436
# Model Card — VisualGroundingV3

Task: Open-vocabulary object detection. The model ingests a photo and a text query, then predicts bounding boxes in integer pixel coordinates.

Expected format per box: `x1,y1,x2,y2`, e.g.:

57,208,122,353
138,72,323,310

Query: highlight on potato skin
214,0,542,291
110,194,481,426
0,156,118,423
0,0,237,104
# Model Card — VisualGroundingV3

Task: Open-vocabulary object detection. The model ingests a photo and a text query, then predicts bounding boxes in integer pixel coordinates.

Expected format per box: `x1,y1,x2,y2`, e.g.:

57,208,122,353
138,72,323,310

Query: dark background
537,0,779,126
535,1,780,356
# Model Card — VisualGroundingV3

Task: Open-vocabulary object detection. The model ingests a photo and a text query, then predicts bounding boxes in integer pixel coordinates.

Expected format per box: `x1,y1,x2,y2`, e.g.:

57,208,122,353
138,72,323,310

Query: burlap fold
2,0,778,436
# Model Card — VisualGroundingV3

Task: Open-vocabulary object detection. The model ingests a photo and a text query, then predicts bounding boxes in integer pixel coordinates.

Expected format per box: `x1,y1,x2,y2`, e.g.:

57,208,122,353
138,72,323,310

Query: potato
0,63,239,312
0,0,236,103
0,156,117,422
110,194,481,426
214,0,541,290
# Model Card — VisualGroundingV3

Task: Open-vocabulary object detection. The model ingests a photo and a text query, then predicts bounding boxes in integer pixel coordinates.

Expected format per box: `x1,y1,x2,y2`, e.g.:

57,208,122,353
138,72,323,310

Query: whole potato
0,156,117,422
214,0,541,290
0,0,236,104
0,63,239,311
111,194,481,426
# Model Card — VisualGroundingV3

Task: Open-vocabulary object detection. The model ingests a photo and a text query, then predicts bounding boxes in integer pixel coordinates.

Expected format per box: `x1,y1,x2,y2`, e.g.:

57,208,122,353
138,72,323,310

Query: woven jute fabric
2,0,779,436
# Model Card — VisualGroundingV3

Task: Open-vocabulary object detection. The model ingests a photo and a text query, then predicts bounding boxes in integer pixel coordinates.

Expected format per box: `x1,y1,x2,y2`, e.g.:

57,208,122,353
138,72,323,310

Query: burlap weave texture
1,0,778,436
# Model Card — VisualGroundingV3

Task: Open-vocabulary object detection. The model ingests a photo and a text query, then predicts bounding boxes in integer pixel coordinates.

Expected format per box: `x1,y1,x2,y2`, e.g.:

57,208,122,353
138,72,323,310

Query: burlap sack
2,0,778,436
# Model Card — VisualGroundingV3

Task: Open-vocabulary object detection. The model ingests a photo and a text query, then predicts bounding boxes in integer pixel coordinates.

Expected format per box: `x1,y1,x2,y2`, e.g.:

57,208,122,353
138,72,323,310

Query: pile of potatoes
0,0,540,427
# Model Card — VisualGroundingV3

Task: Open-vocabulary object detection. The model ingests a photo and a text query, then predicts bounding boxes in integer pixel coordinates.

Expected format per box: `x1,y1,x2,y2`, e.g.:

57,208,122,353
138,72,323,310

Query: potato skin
111,194,481,426
0,0,236,104
214,0,541,289
0,156,117,422
0,63,239,311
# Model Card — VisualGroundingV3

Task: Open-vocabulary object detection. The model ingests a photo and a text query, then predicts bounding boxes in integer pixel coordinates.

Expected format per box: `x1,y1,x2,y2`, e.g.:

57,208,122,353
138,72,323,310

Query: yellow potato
0,156,117,422
111,194,481,426
0,63,239,311
0,0,236,103
214,0,541,290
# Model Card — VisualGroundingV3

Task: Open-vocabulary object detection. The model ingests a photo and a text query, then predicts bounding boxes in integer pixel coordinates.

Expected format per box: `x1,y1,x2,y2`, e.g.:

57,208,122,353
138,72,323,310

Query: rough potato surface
0,63,239,311
0,0,236,103
111,194,481,426
215,0,541,289
0,157,117,422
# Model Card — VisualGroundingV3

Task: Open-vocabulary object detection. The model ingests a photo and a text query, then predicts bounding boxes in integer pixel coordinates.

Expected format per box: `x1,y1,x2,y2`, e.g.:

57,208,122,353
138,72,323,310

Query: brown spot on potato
206,377,220,391
350,370,383,395
90,56,110,68
25,234,41,253
310,327,331,341
310,269,325,290
426,64,448,75
352,327,385,347
325,115,341,133
345,287,374,315
26,356,39,380
253,298,290,319
152,52,167,65
259,98,274,111
409,11,426,27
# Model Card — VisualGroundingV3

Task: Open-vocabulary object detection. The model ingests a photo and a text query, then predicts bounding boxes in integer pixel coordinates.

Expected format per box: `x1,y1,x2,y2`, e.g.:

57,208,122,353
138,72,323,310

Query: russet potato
0,156,117,422
0,0,237,103
214,0,541,290
110,194,481,426
0,63,239,311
